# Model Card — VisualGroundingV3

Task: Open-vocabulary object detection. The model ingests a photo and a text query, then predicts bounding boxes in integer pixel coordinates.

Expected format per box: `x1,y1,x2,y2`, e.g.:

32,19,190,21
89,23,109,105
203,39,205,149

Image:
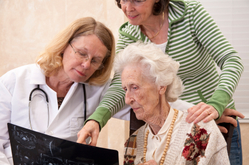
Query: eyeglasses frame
69,43,105,70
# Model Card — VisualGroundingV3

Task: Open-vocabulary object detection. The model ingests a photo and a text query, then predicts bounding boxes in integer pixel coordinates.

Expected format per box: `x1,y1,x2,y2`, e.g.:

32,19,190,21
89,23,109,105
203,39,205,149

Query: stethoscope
28,84,86,130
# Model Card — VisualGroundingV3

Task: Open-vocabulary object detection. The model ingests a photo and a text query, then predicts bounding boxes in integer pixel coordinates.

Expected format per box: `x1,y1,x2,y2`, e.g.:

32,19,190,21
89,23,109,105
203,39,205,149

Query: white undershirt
155,41,167,53
145,107,184,164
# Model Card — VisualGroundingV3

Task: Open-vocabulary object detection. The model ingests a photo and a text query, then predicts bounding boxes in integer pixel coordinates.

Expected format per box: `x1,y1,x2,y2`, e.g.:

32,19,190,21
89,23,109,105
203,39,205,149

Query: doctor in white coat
0,17,129,165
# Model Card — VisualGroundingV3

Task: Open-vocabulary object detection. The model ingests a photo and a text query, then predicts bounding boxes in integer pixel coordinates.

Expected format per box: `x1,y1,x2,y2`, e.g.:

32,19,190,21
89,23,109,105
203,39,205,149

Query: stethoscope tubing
82,84,87,121
28,84,86,130
29,85,49,130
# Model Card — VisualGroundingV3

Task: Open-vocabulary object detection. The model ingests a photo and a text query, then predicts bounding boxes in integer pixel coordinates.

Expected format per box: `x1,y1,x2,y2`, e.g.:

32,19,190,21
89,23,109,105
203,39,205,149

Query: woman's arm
186,2,244,123
194,2,243,114
85,73,126,129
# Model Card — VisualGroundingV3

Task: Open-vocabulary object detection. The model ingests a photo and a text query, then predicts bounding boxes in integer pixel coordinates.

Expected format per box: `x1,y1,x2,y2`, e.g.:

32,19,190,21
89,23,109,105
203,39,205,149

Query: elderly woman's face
121,65,161,121
121,0,156,26
62,34,107,82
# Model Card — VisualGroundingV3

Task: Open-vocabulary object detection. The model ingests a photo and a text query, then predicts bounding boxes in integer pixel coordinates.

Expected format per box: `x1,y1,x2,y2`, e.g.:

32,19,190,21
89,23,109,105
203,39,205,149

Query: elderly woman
117,42,230,165
0,17,118,165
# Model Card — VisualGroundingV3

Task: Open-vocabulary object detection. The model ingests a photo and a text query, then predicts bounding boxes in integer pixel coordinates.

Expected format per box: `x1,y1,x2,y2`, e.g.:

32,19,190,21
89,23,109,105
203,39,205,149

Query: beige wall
97,118,130,164
0,1,248,165
0,0,124,75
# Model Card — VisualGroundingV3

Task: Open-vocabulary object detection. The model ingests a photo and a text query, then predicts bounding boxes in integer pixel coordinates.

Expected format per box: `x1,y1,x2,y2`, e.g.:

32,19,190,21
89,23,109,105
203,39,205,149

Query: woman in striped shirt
77,0,244,164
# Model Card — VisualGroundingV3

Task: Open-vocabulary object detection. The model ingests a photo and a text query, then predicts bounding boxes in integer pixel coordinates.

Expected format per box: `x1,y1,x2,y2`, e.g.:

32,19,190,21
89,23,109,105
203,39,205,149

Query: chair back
129,109,145,135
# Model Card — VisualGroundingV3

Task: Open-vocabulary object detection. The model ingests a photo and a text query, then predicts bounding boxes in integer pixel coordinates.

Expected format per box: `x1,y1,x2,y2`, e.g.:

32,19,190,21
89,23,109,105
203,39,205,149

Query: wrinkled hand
76,120,100,146
138,160,157,165
186,102,219,124
216,108,245,133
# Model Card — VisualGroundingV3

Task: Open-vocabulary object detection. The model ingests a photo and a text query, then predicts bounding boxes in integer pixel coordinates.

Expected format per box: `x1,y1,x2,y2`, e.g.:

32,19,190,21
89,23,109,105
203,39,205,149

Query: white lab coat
0,64,130,165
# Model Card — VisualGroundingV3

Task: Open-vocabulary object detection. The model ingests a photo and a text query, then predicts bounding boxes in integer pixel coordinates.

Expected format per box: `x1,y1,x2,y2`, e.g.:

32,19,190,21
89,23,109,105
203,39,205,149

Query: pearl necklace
143,109,178,165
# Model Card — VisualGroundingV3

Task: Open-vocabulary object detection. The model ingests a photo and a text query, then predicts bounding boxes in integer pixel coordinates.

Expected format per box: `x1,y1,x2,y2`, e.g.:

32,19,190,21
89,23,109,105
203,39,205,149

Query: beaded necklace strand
143,109,178,165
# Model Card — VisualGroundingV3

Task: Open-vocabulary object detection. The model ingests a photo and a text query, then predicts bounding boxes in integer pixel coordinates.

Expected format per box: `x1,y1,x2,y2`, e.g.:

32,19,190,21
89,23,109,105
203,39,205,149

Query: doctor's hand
77,120,100,146
216,108,245,133
138,160,157,165
186,102,219,124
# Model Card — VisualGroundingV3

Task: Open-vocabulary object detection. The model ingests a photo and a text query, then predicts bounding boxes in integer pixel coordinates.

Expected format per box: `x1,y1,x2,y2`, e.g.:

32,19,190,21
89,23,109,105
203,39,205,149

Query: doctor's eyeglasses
69,43,105,70
120,0,146,6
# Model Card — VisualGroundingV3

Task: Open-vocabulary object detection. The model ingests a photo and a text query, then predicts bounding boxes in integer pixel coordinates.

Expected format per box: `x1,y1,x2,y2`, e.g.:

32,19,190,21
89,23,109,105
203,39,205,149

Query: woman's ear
159,86,167,95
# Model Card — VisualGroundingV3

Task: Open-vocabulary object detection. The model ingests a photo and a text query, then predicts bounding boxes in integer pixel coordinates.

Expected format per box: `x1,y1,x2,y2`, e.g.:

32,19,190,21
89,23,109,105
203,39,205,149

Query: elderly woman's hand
216,108,245,133
186,102,219,124
76,120,100,146
138,160,157,165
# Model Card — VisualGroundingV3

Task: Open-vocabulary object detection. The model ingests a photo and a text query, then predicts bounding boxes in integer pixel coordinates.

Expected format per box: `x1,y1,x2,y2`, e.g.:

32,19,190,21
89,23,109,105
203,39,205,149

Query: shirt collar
30,64,46,85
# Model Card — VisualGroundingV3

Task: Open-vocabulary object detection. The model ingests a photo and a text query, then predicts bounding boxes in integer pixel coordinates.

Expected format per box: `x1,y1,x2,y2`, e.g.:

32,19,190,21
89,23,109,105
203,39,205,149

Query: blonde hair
115,42,184,102
36,17,115,85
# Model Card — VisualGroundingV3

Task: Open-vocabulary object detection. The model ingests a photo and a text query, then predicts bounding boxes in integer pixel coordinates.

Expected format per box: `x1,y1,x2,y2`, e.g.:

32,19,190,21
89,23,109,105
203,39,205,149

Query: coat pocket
70,117,84,136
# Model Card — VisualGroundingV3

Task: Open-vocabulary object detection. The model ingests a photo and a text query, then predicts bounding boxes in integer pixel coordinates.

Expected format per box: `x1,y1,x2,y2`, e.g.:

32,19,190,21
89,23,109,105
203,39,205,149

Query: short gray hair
114,42,184,102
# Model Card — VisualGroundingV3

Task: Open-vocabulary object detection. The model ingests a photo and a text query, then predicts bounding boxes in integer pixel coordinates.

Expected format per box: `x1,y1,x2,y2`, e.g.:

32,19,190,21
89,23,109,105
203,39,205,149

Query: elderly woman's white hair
114,41,184,102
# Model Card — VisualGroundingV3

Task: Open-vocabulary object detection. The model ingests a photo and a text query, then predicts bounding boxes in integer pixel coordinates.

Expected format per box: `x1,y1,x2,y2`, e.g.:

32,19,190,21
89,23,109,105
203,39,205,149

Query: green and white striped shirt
87,0,244,129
